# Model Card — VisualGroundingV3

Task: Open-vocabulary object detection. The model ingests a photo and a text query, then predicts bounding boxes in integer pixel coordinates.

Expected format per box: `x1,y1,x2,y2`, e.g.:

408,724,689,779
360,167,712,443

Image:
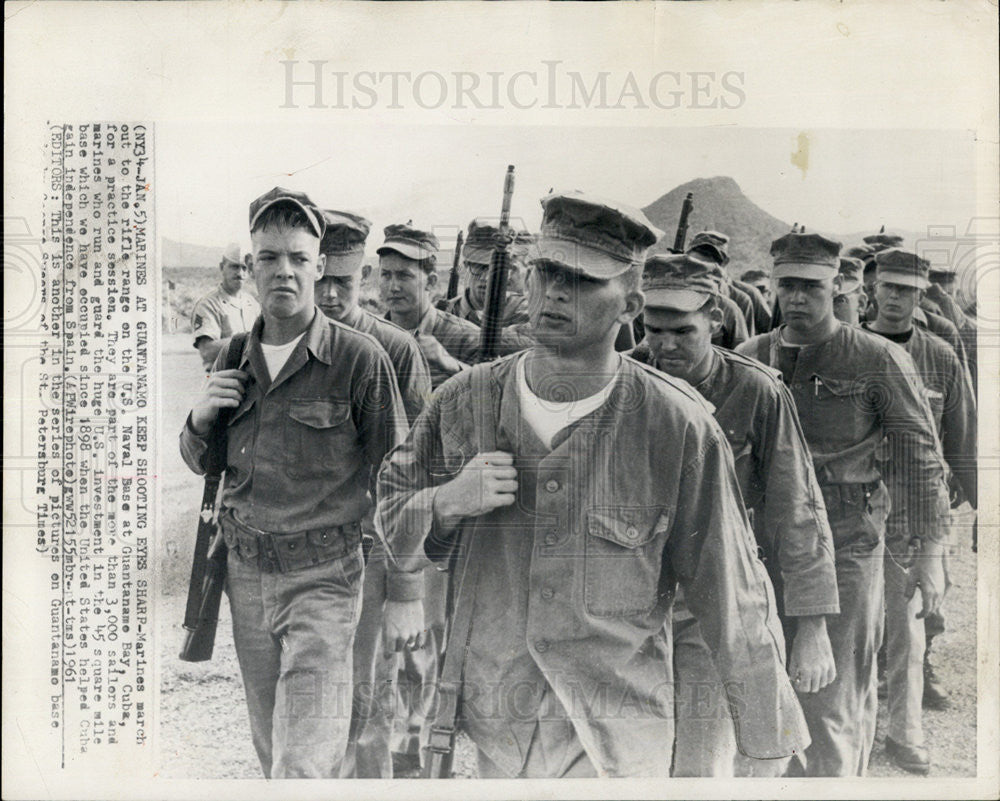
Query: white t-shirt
516,353,620,450
260,332,306,380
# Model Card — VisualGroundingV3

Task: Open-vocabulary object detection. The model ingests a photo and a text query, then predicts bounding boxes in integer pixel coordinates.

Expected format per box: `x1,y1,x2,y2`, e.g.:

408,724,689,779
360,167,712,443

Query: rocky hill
642,176,791,276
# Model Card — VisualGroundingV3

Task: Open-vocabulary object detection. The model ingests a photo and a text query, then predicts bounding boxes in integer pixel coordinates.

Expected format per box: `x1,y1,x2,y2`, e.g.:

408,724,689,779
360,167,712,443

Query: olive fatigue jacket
630,343,839,619
737,323,947,544
180,309,415,594
375,353,808,776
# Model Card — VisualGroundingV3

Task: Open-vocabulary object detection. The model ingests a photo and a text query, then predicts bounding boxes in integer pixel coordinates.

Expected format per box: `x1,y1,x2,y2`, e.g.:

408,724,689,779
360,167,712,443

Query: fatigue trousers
391,567,449,761
883,534,926,748
342,548,397,778
225,543,364,778
475,684,598,779
794,486,888,777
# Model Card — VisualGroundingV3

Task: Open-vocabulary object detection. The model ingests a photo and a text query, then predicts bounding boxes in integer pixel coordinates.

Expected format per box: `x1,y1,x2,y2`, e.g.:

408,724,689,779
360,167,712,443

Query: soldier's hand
433,451,518,526
383,600,427,654
415,333,467,378
788,615,836,694
905,539,946,619
190,369,250,434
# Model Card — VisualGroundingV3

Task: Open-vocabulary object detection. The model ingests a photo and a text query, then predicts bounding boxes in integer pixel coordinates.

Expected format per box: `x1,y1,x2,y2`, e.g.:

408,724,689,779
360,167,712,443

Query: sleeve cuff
386,568,426,602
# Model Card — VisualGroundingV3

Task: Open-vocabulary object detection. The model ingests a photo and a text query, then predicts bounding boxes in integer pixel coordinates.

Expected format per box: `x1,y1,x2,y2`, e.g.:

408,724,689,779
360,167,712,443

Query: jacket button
535,639,549,653
287,542,296,550
544,532,558,546
545,480,560,493
625,526,639,539
541,587,554,600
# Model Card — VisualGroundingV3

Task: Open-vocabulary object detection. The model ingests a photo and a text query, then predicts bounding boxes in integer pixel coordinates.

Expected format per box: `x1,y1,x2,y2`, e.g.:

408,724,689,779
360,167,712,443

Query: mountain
642,176,790,276
161,236,226,268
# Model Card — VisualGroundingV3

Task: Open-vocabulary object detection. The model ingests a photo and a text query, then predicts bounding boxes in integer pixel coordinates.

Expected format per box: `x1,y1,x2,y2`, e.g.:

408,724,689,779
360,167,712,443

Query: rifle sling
426,364,497,773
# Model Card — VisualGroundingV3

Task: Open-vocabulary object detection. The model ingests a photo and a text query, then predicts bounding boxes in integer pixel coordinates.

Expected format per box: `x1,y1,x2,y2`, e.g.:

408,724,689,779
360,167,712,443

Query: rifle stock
179,336,244,663
672,192,694,253
477,166,516,362
445,230,463,301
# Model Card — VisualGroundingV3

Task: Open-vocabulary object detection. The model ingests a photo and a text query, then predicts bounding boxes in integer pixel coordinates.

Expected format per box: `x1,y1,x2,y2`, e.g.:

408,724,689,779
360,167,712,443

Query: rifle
672,191,694,253
445,230,463,301
435,231,464,312
179,334,245,662
477,165,516,362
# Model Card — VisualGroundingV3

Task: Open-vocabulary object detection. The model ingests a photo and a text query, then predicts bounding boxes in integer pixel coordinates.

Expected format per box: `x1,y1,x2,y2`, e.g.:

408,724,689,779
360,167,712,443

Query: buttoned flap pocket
584,506,671,618
284,399,357,478
225,395,257,474
806,373,866,437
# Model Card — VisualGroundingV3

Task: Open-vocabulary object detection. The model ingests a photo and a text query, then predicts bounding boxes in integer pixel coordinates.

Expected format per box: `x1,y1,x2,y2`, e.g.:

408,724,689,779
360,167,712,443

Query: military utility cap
770,232,842,280
927,253,958,278
837,257,864,296
535,190,663,279
845,244,876,264
463,218,536,267
319,209,372,276
221,242,242,267
687,231,730,266
377,223,440,262
863,231,905,252
643,253,721,311
875,247,930,289
249,186,325,239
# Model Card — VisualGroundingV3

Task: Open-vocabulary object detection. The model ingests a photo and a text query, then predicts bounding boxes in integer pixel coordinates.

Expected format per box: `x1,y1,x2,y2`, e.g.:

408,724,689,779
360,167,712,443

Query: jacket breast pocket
284,399,357,479
584,506,670,618
806,374,865,439
225,395,257,478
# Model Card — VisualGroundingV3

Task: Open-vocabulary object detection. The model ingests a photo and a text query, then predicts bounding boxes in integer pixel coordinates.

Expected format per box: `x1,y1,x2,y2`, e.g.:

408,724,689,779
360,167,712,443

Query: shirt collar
246,307,331,366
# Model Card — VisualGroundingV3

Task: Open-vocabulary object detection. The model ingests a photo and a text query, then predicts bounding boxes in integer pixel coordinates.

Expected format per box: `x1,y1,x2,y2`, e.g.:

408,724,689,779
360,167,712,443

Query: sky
157,123,978,251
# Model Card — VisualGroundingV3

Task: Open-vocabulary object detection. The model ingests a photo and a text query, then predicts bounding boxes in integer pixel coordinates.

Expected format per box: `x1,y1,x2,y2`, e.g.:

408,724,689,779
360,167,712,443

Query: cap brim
535,238,633,279
643,288,714,311
773,262,839,281
377,242,435,261
836,278,862,296
321,251,365,277
462,245,493,266
876,270,929,289
250,198,323,239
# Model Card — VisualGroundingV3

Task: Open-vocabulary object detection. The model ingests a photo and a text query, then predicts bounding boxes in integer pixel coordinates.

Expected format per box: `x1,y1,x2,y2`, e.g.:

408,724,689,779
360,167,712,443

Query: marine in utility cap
833,256,868,326
377,188,809,777
687,230,770,335
737,228,947,778
377,221,485,387
190,240,260,369
643,253,721,311
442,218,531,326
863,247,976,775
633,251,839,781
312,208,433,779
180,183,409,779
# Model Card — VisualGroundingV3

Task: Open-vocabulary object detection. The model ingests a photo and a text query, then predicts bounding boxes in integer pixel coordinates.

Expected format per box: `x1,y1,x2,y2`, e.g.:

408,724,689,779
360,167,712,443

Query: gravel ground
156,341,977,780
